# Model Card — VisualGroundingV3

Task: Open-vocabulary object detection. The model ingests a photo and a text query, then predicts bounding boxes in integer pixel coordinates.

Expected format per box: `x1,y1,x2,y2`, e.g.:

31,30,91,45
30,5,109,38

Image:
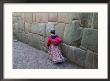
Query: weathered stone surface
85,50,94,68
24,22,31,33
36,12,48,23
92,13,98,29
32,13,37,22
57,12,68,23
71,13,81,20
48,12,57,22
17,20,25,31
64,13,72,24
80,13,90,27
31,23,46,36
55,23,65,38
27,33,44,49
87,13,98,29
29,34,43,50
60,43,69,57
24,13,33,23
60,43,86,67
68,46,86,67
41,46,48,53
81,28,98,52
13,12,24,18
63,20,82,46
26,33,33,45
93,53,98,69
13,17,19,23
44,37,48,47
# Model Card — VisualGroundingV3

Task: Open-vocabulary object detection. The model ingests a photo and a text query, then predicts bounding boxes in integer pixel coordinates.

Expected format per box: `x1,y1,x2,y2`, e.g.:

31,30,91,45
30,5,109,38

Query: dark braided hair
50,30,55,34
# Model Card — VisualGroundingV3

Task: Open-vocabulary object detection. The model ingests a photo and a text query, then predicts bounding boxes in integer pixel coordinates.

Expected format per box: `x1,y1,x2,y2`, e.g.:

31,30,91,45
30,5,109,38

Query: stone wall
13,12,98,68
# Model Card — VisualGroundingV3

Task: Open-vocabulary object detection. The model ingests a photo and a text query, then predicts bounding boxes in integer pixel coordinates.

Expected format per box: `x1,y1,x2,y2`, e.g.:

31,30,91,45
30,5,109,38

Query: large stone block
17,20,25,31
81,28,98,52
87,13,98,29
60,43,69,57
13,17,20,23
36,12,48,23
60,43,86,67
63,20,82,46
28,34,44,50
12,12,24,18
57,12,69,23
24,13,33,23
48,12,57,22
71,13,81,20
55,23,65,38
93,53,98,69
85,50,94,68
26,33,34,45
68,46,86,67
16,32,28,43
80,13,90,27
92,13,98,29
64,13,73,24
24,22,31,33
31,23,46,36
41,46,48,53
21,32,29,43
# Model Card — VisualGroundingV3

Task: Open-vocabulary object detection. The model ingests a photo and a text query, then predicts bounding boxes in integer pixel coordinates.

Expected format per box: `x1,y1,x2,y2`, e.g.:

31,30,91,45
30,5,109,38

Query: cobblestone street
13,40,82,69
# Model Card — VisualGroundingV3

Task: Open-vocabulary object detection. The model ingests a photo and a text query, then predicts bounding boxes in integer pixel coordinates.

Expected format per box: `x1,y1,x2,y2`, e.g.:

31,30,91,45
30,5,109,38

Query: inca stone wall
13,12,98,68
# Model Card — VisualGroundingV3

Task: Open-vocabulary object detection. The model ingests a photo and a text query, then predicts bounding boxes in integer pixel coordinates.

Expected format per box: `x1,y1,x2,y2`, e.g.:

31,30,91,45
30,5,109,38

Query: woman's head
50,30,55,34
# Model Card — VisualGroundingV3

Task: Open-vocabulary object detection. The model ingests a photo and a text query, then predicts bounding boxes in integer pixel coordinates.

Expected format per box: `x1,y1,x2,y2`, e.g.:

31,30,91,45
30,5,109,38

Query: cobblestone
13,40,82,69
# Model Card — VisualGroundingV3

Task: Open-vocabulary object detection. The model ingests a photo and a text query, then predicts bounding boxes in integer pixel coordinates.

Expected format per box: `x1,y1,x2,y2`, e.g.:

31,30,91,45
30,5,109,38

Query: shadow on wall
13,12,98,69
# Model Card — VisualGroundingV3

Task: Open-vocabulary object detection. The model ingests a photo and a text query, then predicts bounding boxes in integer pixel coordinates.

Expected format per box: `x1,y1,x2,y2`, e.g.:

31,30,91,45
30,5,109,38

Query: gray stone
17,20,25,31
41,46,48,53
32,13,37,22
71,13,81,20
17,32,28,43
60,43,69,57
85,50,94,68
58,12,72,23
81,28,98,52
13,17,18,23
60,44,86,67
24,13,33,23
67,46,86,67
29,34,42,50
87,13,98,29
63,20,82,46
48,12,57,22
80,13,90,27
24,22,31,33
58,12,68,23
93,53,98,69
26,33,34,45
12,12,24,18
64,13,73,24
31,23,46,36
55,23,65,38
36,12,48,23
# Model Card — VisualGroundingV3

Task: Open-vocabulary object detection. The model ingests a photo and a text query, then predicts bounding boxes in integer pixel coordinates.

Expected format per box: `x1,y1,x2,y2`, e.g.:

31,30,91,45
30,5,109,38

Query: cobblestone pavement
13,40,82,69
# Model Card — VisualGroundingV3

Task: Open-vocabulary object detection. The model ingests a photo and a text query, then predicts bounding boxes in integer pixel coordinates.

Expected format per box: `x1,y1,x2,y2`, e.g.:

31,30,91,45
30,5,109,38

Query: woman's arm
47,37,51,47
